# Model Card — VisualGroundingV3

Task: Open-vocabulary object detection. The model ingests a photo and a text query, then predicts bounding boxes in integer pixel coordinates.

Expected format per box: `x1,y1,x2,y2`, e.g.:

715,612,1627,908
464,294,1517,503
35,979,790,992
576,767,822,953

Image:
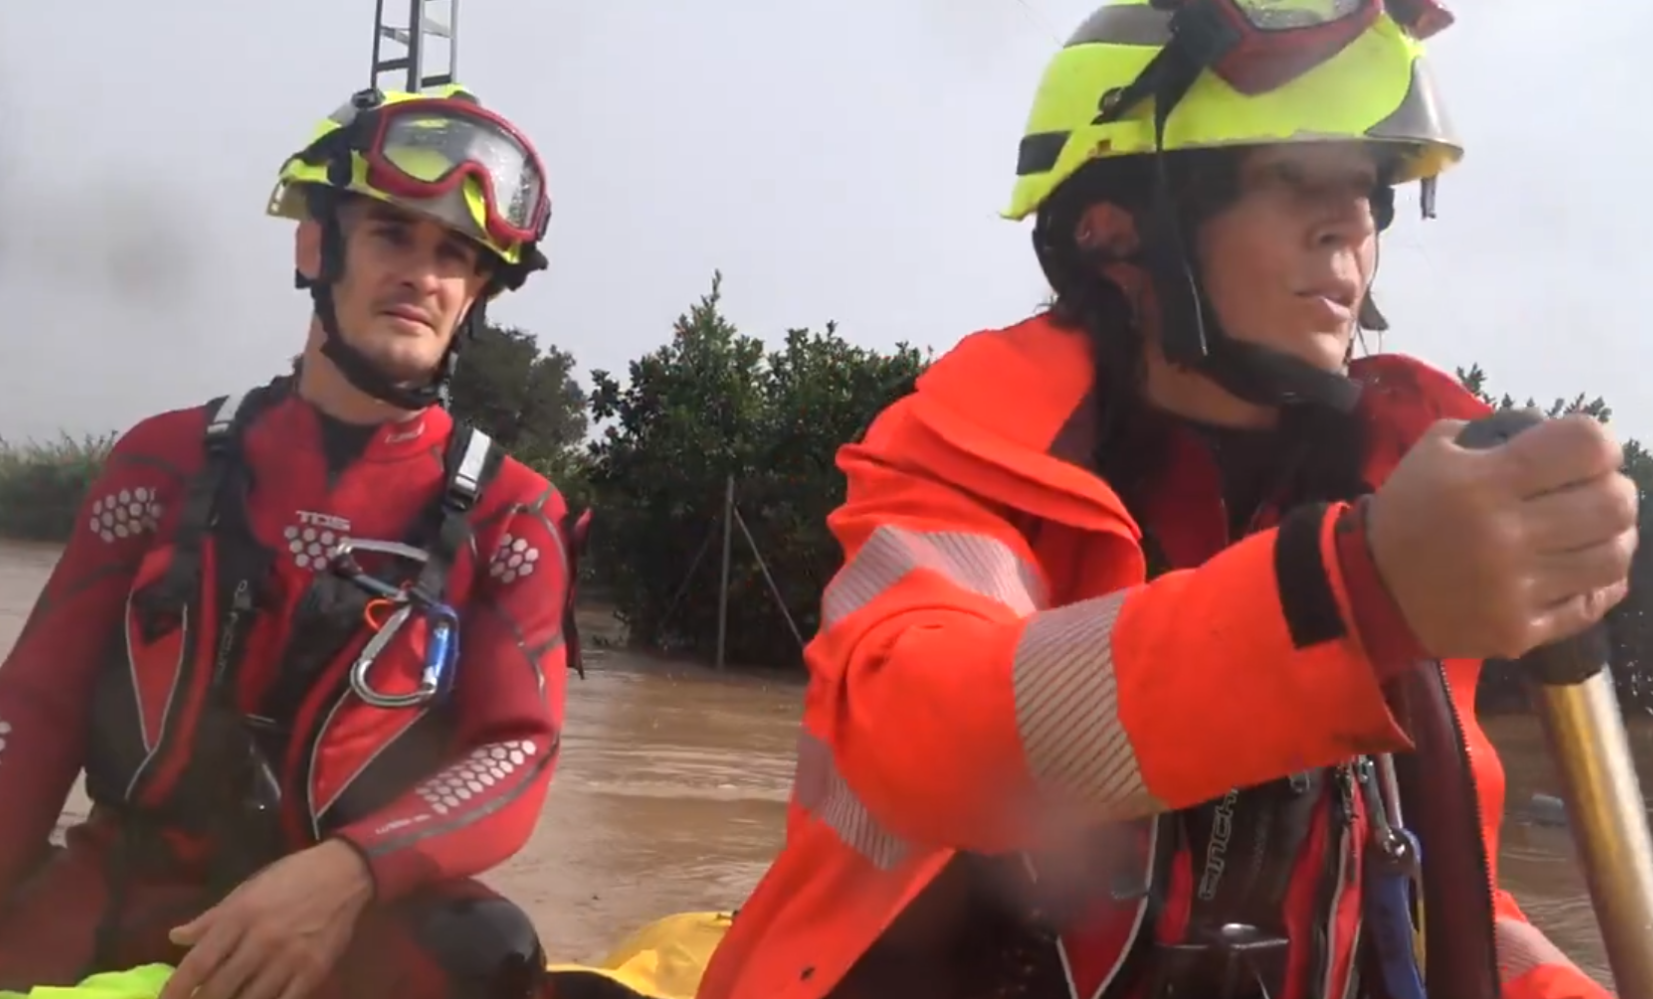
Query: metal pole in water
715,475,735,670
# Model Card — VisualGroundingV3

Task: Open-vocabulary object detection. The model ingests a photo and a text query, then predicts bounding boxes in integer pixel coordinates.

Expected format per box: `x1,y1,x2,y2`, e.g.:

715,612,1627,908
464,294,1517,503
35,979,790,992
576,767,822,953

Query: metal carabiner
329,537,431,604
337,539,463,709
332,537,431,563
350,603,420,708
349,602,450,708
422,603,462,701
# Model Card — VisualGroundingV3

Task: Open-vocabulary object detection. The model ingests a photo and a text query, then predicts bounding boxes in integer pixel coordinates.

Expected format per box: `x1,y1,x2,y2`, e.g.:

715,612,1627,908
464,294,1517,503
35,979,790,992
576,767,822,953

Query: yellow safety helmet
267,84,548,275
266,84,551,409
1004,0,1462,223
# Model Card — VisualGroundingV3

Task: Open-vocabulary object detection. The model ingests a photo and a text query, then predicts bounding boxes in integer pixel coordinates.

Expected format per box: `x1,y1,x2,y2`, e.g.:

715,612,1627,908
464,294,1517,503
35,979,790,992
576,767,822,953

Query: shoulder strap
412,424,503,602
204,388,253,449
444,425,498,509
179,386,269,546
133,384,277,627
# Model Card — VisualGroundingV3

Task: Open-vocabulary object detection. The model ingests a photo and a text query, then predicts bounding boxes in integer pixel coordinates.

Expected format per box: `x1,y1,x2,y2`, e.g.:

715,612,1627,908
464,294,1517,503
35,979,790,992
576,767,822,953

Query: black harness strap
411,425,500,604
129,385,274,637
91,384,281,975
119,381,285,860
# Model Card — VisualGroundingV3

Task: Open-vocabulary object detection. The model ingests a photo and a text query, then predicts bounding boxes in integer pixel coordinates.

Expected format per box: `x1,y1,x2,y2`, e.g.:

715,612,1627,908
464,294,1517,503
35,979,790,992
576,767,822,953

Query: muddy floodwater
0,541,1621,983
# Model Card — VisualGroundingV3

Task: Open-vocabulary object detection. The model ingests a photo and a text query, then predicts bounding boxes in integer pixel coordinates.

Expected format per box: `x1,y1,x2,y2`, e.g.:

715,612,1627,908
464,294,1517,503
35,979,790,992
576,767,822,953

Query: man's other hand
159,839,375,999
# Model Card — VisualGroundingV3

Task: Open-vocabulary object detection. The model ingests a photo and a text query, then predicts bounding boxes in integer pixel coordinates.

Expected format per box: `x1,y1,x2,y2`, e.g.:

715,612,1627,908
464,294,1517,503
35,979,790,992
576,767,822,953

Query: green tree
449,323,588,467
586,273,927,667
1455,363,1611,420
737,324,929,647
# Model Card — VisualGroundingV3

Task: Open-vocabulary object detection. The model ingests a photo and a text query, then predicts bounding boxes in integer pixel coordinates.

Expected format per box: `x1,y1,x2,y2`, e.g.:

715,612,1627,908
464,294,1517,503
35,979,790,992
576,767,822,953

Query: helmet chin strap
1137,170,1396,415
1034,191,1371,417
299,192,484,412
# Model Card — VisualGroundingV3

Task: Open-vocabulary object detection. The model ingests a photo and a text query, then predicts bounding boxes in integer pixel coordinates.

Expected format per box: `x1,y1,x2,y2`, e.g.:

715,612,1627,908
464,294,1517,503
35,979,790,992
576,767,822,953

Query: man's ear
294,218,324,283
1074,201,1141,259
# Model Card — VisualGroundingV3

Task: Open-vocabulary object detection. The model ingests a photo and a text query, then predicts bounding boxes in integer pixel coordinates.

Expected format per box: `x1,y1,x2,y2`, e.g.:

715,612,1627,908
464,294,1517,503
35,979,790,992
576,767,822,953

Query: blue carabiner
421,603,462,700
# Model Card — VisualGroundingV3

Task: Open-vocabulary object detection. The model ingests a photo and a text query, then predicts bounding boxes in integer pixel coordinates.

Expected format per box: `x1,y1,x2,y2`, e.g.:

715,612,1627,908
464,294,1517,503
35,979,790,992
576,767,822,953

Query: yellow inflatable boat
0,911,733,999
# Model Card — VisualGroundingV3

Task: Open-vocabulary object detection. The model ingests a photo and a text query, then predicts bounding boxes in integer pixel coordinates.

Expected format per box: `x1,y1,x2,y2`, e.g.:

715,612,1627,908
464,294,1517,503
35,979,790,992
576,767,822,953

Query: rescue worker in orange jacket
696,3,1633,999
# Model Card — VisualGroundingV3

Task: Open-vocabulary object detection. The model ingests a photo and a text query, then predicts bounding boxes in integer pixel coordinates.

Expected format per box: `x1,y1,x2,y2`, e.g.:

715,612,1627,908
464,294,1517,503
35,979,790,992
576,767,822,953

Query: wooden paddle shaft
1533,675,1653,996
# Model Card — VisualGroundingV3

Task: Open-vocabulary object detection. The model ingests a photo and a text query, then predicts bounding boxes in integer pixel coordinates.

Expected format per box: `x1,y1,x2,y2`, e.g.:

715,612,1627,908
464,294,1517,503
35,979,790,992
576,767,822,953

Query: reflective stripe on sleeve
1013,592,1163,817
793,731,912,870
822,525,1048,627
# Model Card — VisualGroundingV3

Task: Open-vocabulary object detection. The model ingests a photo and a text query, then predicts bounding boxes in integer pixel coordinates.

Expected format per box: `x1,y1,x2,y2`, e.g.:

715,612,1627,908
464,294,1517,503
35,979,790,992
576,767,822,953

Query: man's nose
1310,194,1377,249
397,253,446,292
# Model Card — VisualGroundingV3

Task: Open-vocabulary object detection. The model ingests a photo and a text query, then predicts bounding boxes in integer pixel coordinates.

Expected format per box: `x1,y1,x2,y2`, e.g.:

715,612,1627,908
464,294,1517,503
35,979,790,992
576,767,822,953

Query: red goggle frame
1155,0,1454,96
331,95,552,248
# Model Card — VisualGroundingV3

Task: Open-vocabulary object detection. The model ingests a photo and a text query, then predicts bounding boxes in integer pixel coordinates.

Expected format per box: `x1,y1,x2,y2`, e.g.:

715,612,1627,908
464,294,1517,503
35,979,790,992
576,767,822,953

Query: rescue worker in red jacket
698,3,1631,999
0,84,584,999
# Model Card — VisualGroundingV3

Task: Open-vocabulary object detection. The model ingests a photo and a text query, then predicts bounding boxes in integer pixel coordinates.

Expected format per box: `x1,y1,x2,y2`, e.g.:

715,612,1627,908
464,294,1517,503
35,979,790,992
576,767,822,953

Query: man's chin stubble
361,345,443,387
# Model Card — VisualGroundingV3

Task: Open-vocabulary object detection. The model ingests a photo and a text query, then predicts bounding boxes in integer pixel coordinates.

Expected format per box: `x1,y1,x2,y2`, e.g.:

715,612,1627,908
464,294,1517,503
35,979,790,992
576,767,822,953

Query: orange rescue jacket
696,314,1605,999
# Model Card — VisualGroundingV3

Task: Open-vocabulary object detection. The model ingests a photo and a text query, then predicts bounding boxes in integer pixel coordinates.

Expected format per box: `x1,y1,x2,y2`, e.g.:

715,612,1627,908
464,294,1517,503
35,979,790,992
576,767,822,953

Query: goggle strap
1166,3,1244,71
292,120,371,190
1094,23,1205,127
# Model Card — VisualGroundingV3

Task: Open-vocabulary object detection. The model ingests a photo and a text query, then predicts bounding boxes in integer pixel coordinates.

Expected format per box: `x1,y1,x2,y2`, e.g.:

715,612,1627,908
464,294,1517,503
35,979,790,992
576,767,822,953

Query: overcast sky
0,0,1645,442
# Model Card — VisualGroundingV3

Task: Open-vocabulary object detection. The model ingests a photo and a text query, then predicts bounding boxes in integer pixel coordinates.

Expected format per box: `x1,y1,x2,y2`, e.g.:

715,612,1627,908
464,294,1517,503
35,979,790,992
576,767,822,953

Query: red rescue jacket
0,377,577,902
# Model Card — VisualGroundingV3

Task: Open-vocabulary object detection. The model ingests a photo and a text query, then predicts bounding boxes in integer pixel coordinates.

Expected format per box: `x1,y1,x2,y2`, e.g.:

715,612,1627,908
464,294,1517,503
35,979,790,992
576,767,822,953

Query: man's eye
438,242,476,266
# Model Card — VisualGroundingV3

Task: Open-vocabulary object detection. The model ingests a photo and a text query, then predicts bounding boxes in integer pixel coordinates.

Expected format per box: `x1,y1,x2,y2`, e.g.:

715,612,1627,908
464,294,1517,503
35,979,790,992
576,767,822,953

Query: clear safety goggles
355,98,550,248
